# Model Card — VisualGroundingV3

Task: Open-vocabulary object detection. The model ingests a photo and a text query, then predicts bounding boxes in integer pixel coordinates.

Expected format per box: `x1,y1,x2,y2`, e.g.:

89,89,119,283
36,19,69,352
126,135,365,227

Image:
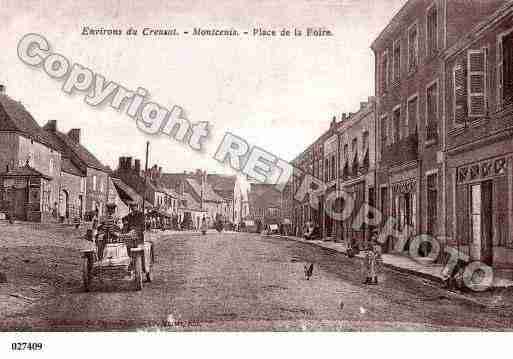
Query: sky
0,0,406,175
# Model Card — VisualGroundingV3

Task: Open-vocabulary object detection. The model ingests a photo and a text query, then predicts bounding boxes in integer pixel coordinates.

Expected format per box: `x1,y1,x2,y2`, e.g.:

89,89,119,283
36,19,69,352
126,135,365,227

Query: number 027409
11,342,43,351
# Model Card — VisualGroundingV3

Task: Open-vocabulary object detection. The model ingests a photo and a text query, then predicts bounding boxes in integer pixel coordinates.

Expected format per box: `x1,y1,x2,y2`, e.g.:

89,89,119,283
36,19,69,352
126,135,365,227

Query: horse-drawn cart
81,233,154,292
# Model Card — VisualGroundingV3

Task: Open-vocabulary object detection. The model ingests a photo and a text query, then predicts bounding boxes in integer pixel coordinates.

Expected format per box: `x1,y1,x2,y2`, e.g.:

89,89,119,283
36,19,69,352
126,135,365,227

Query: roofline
442,0,513,60
370,0,414,51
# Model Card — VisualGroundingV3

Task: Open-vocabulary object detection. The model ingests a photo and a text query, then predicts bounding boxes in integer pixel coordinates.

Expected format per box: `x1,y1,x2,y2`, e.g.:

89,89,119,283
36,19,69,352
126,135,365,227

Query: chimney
125,157,132,170
44,120,57,132
118,157,125,170
0,85,5,94
68,128,81,143
134,159,141,174
330,116,336,128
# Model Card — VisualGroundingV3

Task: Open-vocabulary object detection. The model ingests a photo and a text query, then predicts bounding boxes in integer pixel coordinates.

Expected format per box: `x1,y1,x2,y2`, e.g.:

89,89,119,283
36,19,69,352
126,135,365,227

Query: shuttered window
381,117,388,148
453,63,467,124
427,82,438,132
393,40,401,82
393,107,401,141
503,32,513,107
427,5,438,57
381,51,389,92
467,49,487,117
408,25,418,72
407,96,418,136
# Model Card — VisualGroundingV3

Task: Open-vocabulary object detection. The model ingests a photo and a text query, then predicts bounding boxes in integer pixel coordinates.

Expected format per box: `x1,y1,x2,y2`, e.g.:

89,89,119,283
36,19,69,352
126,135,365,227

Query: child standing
363,238,382,285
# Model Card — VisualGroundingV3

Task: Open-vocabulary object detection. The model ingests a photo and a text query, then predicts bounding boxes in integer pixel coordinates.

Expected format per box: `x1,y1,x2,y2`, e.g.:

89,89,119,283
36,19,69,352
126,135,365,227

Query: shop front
450,154,513,267
389,178,417,253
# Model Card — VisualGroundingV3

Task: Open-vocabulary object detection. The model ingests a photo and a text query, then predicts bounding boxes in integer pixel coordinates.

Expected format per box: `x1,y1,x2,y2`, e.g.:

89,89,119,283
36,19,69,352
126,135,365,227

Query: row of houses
284,0,513,273
0,87,237,228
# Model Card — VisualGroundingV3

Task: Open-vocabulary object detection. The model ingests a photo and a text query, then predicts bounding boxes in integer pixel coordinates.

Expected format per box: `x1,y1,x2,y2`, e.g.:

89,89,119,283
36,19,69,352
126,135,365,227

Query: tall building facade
371,0,506,253
442,0,513,270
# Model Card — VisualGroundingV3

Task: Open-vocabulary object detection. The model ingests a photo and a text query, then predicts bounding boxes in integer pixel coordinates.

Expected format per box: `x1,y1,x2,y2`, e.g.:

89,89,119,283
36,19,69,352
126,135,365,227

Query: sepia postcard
1,0,513,356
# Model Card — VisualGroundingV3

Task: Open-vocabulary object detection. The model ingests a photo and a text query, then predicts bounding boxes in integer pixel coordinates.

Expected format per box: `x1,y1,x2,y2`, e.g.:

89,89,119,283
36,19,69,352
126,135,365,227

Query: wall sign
392,179,416,194
457,157,507,184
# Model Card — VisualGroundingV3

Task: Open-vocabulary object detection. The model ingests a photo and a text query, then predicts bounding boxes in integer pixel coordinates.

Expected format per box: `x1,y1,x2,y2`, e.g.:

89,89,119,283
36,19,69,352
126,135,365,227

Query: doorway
470,181,493,265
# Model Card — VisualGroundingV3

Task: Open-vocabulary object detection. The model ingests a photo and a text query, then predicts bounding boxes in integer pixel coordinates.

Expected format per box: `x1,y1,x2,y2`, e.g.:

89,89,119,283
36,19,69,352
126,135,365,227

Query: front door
12,188,27,221
470,181,493,265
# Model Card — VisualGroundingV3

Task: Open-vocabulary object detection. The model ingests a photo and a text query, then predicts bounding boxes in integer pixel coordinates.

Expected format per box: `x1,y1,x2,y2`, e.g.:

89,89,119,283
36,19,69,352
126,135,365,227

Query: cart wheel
134,253,143,291
82,257,92,292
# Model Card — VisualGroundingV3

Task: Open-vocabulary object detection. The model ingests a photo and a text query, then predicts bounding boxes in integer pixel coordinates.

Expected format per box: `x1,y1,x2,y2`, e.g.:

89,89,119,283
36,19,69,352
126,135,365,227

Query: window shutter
503,33,513,106
453,63,467,124
408,97,418,135
467,49,487,117
498,39,504,110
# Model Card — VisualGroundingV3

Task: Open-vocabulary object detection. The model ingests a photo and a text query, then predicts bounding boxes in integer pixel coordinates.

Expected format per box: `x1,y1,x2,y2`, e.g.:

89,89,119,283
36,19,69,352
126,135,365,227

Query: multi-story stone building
0,93,63,221
247,182,282,230
371,0,506,253
43,120,113,219
208,173,236,224
338,98,377,247
442,0,513,270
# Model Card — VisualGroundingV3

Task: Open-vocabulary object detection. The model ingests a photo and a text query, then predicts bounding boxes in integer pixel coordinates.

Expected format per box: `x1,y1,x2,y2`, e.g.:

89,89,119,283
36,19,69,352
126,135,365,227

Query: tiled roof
54,131,108,172
61,158,85,177
112,177,143,205
181,192,204,211
207,174,235,200
0,95,58,149
159,173,186,190
185,178,224,202
248,183,281,208
0,163,52,180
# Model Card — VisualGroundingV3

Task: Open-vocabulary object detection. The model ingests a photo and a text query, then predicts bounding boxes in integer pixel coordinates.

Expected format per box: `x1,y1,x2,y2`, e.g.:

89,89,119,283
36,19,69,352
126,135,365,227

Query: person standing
363,239,382,285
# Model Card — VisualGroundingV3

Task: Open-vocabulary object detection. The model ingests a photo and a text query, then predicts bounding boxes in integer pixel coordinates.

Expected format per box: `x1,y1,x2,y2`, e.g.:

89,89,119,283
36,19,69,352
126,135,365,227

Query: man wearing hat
123,203,145,244
96,203,121,258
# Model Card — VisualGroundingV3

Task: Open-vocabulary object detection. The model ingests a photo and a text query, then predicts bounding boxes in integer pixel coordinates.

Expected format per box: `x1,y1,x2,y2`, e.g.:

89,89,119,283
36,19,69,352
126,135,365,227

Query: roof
185,178,224,202
61,158,85,177
443,0,513,60
181,192,203,211
207,174,236,200
0,163,52,180
0,94,57,149
162,187,181,199
112,177,143,205
207,174,236,191
248,183,281,208
54,131,108,172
